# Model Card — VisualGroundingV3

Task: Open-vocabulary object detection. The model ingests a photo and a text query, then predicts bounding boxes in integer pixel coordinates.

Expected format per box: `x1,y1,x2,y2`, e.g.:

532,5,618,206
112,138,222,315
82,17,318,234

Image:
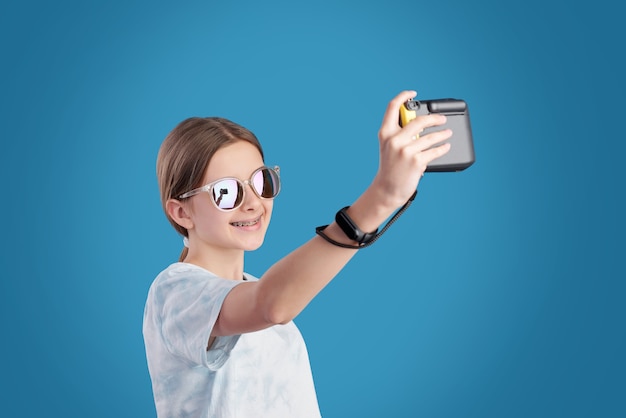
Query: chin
241,233,267,251
242,240,265,252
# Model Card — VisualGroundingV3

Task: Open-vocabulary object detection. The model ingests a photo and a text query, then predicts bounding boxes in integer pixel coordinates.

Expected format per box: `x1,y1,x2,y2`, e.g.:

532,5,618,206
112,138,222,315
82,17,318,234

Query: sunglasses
178,166,281,211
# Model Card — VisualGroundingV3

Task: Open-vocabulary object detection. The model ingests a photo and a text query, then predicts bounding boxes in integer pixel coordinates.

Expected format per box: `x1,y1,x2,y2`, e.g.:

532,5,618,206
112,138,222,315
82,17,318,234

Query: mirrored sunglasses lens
212,179,243,209
252,168,280,198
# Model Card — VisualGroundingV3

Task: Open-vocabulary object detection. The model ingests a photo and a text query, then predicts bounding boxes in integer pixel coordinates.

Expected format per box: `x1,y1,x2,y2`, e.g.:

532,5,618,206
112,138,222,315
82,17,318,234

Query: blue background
1,0,624,417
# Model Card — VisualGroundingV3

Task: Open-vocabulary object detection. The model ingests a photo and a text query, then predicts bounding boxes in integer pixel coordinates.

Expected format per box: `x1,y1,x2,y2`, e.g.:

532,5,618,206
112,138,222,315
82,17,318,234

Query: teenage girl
143,90,452,417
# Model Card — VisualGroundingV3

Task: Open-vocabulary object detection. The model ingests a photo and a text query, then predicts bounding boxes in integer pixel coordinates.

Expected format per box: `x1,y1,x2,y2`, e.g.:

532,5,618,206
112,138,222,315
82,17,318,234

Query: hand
373,90,452,209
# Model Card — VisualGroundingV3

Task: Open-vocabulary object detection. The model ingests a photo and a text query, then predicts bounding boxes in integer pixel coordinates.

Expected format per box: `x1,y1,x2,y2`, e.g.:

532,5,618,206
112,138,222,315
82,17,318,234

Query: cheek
192,200,227,227
263,200,274,219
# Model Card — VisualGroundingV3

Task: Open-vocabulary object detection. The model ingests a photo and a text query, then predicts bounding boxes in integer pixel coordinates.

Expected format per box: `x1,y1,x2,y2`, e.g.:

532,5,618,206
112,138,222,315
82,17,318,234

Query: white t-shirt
143,262,321,418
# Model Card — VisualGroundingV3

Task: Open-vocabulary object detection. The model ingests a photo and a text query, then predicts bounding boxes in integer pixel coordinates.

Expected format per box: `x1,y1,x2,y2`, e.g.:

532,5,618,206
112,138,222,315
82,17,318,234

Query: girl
143,90,452,417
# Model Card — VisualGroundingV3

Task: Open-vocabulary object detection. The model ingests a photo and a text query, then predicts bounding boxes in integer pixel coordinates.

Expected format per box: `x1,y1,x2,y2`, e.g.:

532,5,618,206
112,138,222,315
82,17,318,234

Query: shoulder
153,262,221,286
160,261,209,277
148,263,241,302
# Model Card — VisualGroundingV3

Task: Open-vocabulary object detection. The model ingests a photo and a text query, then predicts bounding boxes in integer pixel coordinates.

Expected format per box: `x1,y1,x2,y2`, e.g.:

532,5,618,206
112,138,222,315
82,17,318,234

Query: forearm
258,185,399,323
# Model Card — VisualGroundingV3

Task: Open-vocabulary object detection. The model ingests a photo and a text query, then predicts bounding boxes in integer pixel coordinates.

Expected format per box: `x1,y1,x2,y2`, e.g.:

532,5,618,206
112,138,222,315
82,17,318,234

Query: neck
184,248,245,281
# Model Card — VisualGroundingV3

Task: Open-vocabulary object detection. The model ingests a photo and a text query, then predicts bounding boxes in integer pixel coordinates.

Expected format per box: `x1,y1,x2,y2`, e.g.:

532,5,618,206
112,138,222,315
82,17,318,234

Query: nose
240,180,262,211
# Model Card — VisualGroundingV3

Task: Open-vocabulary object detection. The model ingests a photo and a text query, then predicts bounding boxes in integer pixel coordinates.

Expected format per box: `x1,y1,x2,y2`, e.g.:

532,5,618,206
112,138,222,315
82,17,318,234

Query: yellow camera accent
399,102,417,127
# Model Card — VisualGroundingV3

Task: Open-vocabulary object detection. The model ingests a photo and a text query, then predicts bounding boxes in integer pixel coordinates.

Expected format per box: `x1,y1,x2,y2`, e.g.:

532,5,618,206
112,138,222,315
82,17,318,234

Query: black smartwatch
335,206,378,245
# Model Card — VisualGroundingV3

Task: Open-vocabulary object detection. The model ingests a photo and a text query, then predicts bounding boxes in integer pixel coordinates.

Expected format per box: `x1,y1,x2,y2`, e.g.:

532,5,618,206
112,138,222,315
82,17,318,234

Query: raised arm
213,90,452,336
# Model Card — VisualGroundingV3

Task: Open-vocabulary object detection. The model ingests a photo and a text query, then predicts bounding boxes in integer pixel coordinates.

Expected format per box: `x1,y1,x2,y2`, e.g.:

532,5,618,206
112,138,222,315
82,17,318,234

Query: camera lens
407,100,420,110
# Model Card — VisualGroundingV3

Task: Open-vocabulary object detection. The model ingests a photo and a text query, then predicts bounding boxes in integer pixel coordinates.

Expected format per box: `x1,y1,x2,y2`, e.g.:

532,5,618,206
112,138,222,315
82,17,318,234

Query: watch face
336,207,363,241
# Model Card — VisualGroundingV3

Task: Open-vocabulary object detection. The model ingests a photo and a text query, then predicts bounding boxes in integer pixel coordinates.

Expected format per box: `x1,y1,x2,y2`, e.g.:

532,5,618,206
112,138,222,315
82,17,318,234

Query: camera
399,98,475,172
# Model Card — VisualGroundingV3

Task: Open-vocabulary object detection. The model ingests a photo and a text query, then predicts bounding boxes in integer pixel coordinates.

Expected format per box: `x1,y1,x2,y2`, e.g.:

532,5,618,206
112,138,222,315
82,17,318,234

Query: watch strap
335,206,378,245
315,190,418,250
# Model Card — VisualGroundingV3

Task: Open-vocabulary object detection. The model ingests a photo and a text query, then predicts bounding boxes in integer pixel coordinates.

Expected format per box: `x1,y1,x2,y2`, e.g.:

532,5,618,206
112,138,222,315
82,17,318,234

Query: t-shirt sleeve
154,264,243,370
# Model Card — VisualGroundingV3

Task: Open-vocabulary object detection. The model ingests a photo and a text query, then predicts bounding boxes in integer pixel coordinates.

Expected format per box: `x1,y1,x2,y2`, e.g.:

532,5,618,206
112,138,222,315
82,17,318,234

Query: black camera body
399,98,475,172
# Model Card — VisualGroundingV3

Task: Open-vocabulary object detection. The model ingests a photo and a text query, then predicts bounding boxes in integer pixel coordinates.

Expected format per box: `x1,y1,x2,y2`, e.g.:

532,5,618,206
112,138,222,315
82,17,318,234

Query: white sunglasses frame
178,165,281,212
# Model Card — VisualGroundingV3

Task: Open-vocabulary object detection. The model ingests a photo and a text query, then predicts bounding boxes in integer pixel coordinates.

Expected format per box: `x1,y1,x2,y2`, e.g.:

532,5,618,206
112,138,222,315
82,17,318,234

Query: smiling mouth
230,218,260,227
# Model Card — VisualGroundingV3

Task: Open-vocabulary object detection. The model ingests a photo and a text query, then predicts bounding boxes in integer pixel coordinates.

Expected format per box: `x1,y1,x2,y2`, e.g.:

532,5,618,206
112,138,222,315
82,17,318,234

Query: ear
166,198,194,230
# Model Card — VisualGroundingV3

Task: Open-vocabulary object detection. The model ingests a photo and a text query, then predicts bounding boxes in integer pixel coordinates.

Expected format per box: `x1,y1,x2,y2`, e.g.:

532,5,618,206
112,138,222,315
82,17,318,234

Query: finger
400,114,448,146
420,142,452,166
379,90,417,137
404,113,448,138
401,129,452,169
412,128,453,151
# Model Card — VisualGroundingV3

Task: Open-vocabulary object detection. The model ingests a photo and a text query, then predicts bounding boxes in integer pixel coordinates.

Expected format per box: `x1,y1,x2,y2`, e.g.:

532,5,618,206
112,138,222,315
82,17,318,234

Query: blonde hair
156,117,264,261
